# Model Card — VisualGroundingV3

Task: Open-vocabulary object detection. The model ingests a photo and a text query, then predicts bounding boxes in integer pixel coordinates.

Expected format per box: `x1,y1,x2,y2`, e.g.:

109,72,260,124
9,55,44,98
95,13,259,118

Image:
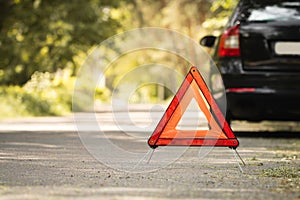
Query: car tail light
218,25,240,57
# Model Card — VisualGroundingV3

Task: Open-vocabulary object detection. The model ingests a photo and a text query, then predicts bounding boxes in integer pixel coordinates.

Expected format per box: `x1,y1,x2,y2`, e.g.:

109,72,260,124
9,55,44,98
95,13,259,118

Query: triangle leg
132,149,155,170
147,148,155,164
231,148,244,173
233,148,246,166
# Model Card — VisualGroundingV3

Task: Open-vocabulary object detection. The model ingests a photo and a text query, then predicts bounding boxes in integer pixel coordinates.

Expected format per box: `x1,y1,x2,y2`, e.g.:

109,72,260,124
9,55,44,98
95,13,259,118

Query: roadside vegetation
0,69,74,118
0,0,237,118
262,166,300,178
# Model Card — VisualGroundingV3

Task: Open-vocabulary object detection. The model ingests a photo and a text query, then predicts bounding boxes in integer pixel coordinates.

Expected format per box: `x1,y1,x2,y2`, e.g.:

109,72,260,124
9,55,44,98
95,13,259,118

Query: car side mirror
200,36,216,48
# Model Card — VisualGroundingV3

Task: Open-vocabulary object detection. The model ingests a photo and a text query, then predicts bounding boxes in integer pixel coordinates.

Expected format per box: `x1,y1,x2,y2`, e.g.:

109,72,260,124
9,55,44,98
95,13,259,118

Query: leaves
202,0,238,34
0,0,126,85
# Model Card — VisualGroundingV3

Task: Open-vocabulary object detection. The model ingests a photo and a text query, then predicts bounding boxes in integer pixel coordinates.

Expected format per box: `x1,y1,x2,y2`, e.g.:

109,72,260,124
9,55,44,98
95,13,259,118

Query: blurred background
0,0,237,118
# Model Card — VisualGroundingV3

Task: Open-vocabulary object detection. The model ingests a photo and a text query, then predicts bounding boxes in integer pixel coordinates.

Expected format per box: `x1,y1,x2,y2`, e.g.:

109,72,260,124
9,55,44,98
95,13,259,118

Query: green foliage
202,0,238,34
0,0,128,85
0,69,75,118
95,87,111,103
0,0,235,117
123,0,212,39
104,50,189,103
0,86,29,118
119,0,236,37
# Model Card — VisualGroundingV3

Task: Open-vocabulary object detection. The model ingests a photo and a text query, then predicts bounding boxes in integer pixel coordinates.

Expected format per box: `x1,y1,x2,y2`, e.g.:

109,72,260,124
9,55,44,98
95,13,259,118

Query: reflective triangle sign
148,67,239,149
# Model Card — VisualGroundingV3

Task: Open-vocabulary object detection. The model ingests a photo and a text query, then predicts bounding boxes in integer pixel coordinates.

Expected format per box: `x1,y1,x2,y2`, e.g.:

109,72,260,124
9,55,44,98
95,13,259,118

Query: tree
123,0,212,39
202,0,238,35
0,0,127,85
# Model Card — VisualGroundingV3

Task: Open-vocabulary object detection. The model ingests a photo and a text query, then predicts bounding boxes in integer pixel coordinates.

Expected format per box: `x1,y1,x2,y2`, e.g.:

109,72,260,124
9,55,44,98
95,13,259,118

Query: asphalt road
0,109,299,200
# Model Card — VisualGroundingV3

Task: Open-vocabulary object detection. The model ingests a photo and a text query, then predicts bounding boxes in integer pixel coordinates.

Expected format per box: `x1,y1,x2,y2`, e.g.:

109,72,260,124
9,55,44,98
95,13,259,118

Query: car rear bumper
226,88,300,121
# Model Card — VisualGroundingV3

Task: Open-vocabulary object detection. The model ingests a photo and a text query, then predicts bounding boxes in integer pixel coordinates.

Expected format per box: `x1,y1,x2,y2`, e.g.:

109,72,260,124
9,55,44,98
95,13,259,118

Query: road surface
0,109,299,199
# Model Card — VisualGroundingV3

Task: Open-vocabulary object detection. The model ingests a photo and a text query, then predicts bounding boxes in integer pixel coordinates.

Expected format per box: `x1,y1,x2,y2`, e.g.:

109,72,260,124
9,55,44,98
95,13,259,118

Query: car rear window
245,1,300,22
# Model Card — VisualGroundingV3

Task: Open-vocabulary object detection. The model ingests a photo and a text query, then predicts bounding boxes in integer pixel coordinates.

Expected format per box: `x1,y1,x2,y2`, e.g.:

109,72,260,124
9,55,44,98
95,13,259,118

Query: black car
200,0,300,124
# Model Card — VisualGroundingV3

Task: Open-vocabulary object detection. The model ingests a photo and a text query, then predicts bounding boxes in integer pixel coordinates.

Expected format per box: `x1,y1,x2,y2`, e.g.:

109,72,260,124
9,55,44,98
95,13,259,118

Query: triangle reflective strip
148,67,239,148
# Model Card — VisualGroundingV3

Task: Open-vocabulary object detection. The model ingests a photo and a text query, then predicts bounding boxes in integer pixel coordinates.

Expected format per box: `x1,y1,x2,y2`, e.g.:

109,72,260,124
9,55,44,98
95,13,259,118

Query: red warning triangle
148,67,239,148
